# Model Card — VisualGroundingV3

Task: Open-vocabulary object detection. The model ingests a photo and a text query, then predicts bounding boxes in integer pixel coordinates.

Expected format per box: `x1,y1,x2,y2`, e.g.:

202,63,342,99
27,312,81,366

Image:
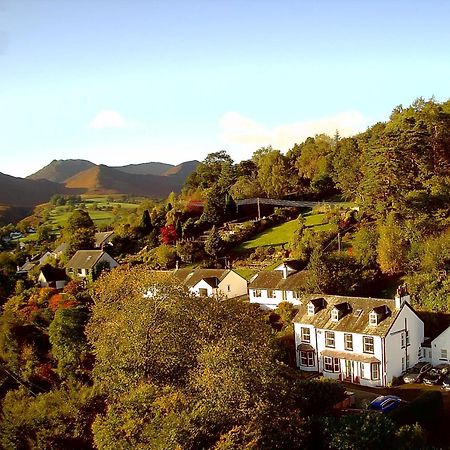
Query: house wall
218,271,248,299
98,253,119,269
191,279,215,297
431,327,450,366
249,288,302,309
385,304,424,384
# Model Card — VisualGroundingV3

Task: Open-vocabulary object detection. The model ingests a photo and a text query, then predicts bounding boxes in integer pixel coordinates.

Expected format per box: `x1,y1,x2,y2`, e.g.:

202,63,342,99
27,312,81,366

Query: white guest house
248,261,307,309
421,321,450,367
172,268,248,299
293,287,424,387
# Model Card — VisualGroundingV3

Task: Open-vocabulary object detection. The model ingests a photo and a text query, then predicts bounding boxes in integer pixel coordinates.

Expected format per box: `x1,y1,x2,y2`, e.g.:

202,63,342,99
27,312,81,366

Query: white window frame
360,362,367,379
405,330,410,346
267,290,275,299
254,290,261,298
292,291,301,299
344,333,353,351
441,348,448,360
406,354,410,369
300,351,314,367
401,332,405,348
369,312,378,326
325,331,335,348
301,327,311,343
371,363,380,380
363,336,374,354
307,303,315,315
331,309,339,322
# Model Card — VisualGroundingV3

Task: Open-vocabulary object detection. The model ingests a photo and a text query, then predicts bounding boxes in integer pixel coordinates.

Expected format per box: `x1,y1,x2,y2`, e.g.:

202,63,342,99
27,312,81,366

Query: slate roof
66,250,107,270
40,264,67,282
293,294,400,337
94,231,114,247
172,268,240,288
248,270,309,291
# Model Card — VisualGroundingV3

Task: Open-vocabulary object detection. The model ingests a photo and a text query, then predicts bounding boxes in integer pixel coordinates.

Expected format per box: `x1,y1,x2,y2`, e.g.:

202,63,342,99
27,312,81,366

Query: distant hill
64,164,193,197
27,159,96,183
114,162,174,176
163,160,199,178
0,172,77,207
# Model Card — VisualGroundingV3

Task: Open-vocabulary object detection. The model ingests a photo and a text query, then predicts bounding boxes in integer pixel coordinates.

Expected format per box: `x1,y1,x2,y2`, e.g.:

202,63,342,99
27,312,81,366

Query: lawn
234,212,334,252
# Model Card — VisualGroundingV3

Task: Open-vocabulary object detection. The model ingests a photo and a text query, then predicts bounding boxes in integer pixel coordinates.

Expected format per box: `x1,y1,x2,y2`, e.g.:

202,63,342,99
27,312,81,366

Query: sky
1,0,450,177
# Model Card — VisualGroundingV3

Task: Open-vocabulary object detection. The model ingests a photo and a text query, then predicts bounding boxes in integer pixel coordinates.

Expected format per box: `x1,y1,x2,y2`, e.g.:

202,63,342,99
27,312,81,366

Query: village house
94,231,114,249
293,287,424,387
38,264,67,289
172,268,247,299
248,261,307,309
66,250,118,280
420,314,450,367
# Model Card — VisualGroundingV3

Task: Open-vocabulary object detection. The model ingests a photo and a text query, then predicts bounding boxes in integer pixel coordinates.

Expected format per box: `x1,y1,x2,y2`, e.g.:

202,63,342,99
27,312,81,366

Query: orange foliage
49,293,78,313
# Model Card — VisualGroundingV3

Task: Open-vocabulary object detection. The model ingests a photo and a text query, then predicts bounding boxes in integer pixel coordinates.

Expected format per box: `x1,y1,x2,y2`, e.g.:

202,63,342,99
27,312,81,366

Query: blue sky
1,0,450,177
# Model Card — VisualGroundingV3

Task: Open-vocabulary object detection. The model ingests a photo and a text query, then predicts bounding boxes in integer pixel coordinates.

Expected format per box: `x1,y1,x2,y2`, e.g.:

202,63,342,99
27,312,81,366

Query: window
441,349,448,360
307,304,315,315
77,268,83,275
300,351,314,366
198,288,208,297
325,331,335,348
401,332,405,348
254,290,261,298
331,309,339,322
227,285,231,292
292,291,301,299
282,291,287,301
406,354,410,369
360,362,366,379
371,363,380,380
405,330,410,346
267,290,275,299
301,327,310,343
369,312,378,326
363,336,374,354
324,356,339,372
401,357,405,372
344,333,353,351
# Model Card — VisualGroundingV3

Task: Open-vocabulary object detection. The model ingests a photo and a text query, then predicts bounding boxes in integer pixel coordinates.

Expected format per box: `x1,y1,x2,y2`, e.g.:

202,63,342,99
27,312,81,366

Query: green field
234,212,333,252
47,198,139,231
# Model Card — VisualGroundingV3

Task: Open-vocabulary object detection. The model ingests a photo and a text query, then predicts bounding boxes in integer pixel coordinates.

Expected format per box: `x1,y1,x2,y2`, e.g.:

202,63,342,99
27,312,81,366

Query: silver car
402,362,432,384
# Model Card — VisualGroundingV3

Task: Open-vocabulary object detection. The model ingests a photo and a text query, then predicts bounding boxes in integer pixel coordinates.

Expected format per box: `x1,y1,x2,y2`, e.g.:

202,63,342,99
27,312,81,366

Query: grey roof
40,264,67,282
293,294,402,337
94,231,114,247
66,250,110,270
172,268,242,288
248,270,309,291
53,243,67,254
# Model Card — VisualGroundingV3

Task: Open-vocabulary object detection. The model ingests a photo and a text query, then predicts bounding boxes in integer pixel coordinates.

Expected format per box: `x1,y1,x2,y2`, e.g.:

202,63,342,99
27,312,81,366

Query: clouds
89,110,137,129
220,110,368,151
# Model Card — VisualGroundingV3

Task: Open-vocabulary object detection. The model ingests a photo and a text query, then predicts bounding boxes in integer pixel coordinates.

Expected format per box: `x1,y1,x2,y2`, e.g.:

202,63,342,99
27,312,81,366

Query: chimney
395,284,410,309
282,262,288,279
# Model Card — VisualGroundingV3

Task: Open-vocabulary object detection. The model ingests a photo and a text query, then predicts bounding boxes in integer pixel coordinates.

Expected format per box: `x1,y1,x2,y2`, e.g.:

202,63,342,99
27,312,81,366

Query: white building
172,268,247,299
293,288,424,387
248,261,307,309
66,250,119,280
421,322,450,367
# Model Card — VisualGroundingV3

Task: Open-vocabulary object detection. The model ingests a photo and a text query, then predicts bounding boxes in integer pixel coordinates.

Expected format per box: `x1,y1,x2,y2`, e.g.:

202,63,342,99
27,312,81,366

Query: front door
345,360,353,381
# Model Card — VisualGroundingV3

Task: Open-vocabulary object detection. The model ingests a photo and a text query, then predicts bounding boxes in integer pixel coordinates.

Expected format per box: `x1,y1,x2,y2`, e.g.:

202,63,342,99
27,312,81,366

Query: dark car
423,367,444,385
368,395,402,413
442,375,450,390
402,362,432,384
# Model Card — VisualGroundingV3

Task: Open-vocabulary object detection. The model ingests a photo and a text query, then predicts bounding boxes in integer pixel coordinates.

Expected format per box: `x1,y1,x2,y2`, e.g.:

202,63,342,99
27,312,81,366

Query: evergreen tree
204,225,225,259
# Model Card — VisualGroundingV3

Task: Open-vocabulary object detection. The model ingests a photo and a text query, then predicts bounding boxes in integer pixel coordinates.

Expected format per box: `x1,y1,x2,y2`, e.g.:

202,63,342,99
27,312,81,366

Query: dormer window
307,303,315,315
369,311,378,326
331,309,339,322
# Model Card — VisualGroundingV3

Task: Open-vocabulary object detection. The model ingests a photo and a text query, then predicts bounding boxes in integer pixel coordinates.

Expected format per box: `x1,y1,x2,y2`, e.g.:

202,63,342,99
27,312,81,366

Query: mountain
27,159,96,183
0,172,77,207
114,162,174,176
163,160,199,178
64,164,191,197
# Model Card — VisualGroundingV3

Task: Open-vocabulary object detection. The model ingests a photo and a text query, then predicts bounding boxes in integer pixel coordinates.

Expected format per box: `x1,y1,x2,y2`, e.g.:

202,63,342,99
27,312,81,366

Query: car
402,362,432,384
441,375,450,390
423,367,444,385
368,395,402,413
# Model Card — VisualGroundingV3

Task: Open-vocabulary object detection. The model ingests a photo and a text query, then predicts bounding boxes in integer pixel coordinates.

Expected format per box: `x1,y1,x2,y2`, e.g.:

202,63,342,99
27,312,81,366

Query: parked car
402,362,432,384
442,375,450,390
423,367,444,385
368,395,402,413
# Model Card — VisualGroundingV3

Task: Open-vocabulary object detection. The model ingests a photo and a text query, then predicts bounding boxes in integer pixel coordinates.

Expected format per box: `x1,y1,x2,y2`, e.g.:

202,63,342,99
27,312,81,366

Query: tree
204,225,225,259
48,306,89,379
138,210,153,236
255,148,290,198
153,244,177,268
352,225,378,267
160,224,177,245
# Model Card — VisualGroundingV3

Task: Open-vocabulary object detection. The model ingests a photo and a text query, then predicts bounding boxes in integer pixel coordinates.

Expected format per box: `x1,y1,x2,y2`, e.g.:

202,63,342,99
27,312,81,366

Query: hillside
163,160,199,178
64,164,189,197
114,161,174,176
27,159,95,183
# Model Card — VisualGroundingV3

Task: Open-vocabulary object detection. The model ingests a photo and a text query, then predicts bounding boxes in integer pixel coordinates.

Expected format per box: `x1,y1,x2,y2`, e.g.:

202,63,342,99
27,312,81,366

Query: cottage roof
94,231,114,247
66,250,107,270
53,243,67,254
40,264,67,282
249,270,309,291
293,294,400,337
172,268,233,288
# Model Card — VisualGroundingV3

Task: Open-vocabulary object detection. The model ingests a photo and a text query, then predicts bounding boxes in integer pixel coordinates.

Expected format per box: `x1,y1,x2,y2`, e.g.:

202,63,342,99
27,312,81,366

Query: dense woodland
1,98,450,448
